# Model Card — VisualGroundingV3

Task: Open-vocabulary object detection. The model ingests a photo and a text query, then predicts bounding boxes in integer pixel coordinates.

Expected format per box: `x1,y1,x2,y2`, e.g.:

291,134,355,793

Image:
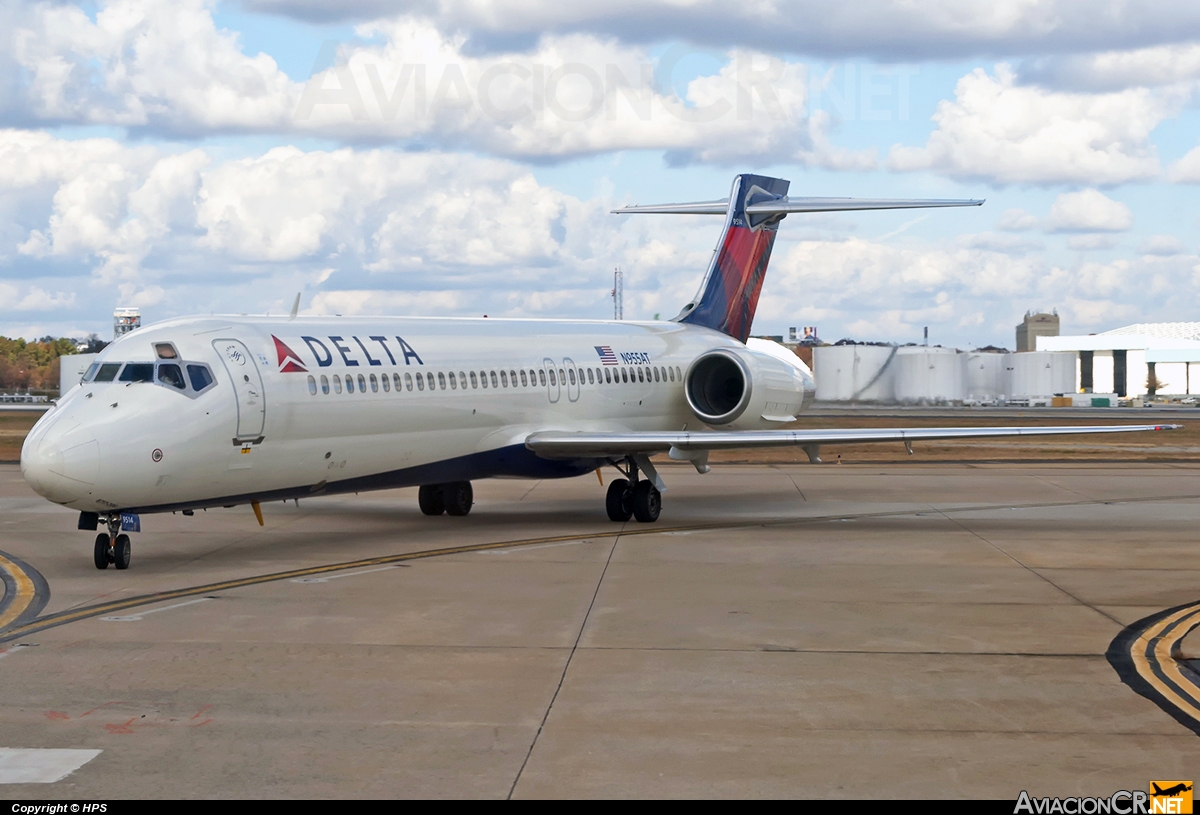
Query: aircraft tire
631,481,661,523
605,479,633,522
93,534,110,570
418,484,446,516
113,534,132,570
445,481,473,516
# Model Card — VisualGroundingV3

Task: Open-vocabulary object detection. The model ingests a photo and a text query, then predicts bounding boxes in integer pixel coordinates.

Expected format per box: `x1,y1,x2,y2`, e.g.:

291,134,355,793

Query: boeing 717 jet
20,174,1178,569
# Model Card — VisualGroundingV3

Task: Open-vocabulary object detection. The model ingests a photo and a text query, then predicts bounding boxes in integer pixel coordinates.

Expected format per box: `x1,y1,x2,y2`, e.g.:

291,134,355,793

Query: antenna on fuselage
288,293,301,321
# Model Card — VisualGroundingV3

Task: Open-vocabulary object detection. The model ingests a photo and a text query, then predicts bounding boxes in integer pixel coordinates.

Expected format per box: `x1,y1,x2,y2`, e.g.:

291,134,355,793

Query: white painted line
0,644,31,661
290,565,399,584
100,597,213,622
480,540,593,555
0,748,102,783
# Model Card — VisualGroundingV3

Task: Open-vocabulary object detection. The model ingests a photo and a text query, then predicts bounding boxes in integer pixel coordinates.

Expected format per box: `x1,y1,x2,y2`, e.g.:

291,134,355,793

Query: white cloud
1168,145,1200,183
1139,235,1184,255
1066,234,1117,251
1046,189,1133,232
1022,43,1200,91
888,64,1176,185
996,208,1038,231
0,2,868,166
242,1,1200,61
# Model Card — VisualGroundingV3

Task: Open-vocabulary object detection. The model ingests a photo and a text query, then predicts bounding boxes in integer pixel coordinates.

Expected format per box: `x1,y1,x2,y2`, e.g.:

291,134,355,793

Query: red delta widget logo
272,336,308,373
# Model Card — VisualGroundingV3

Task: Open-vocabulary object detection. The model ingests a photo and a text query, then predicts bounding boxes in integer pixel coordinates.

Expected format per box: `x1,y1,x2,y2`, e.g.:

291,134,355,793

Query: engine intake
685,351,750,425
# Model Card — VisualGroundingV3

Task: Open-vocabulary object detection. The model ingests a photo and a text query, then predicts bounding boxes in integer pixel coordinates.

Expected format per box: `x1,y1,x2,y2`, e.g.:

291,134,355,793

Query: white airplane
20,174,1178,570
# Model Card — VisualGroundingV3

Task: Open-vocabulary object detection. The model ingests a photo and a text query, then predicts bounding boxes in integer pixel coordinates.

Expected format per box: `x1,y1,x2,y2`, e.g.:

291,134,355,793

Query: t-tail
613,174,985,343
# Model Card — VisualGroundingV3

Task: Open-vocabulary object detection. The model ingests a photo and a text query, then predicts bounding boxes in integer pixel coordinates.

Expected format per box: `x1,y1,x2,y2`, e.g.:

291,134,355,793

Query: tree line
0,335,108,392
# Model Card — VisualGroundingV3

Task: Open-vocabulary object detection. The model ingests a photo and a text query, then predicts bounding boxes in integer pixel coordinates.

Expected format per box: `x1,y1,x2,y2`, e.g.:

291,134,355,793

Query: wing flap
526,424,1181,459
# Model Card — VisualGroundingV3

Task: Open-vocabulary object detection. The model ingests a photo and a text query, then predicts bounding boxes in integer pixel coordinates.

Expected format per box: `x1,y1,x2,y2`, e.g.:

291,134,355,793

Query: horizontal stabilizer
612,197,984,215
527,424,1180,459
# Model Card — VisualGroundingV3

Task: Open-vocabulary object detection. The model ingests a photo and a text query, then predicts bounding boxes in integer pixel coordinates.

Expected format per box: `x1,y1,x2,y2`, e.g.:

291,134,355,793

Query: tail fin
677,174,788,342
612,176,983,343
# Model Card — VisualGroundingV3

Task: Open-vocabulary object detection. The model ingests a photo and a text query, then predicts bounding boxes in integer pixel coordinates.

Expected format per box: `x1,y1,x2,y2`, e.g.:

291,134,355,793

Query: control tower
114,307,141,340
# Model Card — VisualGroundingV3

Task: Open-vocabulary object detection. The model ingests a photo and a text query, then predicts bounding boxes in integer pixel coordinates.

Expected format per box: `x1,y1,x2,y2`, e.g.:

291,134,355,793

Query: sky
2,1,1200,349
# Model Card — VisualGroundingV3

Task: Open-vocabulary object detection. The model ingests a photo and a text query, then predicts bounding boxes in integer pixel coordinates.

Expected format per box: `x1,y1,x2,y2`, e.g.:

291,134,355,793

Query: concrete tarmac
0,461,1198,798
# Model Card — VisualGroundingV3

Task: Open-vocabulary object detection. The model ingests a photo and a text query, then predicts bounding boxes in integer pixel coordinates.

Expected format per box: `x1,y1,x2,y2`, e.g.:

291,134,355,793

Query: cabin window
485,371,494,388
404,373,412,391
459,372,467,389
653,367,660,382
470,371,478,388
558,368,565,385
603,368,611,383
156,364,186,390
668,367,675,382
638,367,645,383
393,373,402,391
676,366,682,380
321,375,330,394
621,368,629,383
500,370,508,387
358,374,367,392
586,369,594,384
538,369,546,386
425,372,434,390
566,368,574,385
416,373,424,391
438,372,447,389
381,373,390,392
548,369,556,386
333,375,343,393
520,370,528,387
118,363,154,383
448,372,457,390
346,375,355,393
307,375,318,395
93,363,121,382
370,373,379,392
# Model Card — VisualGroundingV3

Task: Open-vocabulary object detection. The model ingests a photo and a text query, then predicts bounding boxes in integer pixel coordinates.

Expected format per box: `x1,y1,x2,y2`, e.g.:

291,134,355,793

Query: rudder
676,174,789,343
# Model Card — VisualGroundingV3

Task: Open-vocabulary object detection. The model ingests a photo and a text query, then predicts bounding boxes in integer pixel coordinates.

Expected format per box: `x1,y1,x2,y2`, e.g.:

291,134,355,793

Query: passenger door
213,339,266,443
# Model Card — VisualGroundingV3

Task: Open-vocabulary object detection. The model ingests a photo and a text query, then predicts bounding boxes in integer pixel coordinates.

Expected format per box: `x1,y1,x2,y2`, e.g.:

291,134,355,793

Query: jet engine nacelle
684,342,814,430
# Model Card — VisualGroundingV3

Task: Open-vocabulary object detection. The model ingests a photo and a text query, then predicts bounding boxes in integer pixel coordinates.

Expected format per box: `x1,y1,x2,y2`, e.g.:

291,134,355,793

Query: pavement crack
507,531,619,799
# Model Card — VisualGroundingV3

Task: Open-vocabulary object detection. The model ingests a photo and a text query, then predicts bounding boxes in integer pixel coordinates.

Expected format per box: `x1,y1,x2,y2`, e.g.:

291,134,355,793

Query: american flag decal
595,345,618,365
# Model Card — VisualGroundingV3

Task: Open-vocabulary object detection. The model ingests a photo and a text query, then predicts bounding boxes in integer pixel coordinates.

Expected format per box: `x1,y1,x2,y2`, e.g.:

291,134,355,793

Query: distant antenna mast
612,267,624,320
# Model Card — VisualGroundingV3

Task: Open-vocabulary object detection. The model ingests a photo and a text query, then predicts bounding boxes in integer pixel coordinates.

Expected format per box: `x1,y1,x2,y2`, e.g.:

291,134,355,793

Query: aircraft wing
526,424,1181,459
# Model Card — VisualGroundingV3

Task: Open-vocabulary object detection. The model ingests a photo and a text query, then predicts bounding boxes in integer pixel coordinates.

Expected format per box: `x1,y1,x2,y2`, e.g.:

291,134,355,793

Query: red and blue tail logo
678,174,789,343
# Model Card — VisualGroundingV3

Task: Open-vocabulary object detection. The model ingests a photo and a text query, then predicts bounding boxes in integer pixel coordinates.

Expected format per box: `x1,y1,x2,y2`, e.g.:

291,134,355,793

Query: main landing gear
418,481,474,516
605,457,661,523
93,515,131,570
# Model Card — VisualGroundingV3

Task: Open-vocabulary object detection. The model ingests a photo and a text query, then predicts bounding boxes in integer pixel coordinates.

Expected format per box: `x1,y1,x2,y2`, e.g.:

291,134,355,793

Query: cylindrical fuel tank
894,346,964,404
964,351,1009,403
1010,351,1075,398
813,345,897,402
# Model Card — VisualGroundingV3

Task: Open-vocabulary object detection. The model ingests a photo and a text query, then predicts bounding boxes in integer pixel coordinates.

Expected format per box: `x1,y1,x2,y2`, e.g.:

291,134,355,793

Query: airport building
1038,322,1200,398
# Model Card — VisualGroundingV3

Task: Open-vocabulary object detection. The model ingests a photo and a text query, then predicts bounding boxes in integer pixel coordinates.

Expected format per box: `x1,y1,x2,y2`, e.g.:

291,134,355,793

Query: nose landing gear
605,457,662,523
93,516,131,570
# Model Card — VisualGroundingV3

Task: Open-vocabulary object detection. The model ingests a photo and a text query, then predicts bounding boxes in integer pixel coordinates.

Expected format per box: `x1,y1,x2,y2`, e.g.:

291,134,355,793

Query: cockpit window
157,363,186,390
155,343,179,359
93,363,122,382
187,364,214,392
118,363,155,382
83,362,100,383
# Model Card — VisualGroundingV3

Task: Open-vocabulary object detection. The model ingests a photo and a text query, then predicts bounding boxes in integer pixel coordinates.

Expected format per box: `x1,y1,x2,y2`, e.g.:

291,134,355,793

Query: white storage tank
1010,351,1075,398
813,344,898,402
895,346,964,404
964,351,1009,403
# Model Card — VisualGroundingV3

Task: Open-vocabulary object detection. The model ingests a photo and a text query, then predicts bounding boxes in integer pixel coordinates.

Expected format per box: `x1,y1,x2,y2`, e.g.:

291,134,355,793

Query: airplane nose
21,420,99,505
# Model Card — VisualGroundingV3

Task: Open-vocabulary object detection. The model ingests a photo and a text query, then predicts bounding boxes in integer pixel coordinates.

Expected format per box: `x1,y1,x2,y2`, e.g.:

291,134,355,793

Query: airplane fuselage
21,315,814,515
